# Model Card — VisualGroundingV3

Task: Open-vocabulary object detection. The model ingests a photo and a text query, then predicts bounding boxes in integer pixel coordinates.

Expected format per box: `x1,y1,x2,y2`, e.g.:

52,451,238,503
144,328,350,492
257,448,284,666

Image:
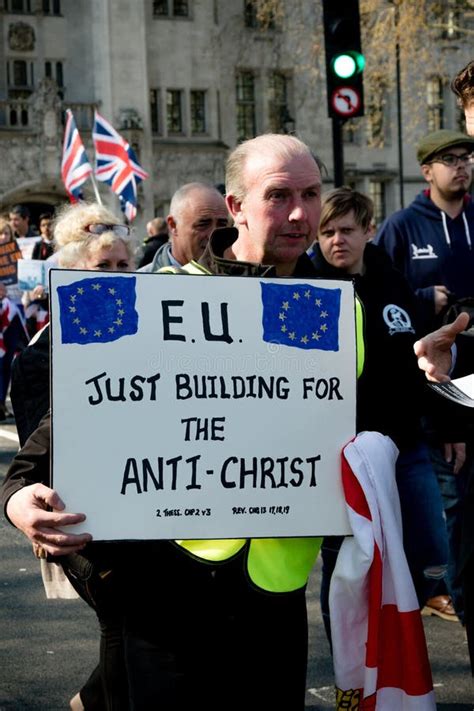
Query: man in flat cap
375,130,474,625
375,129,474,334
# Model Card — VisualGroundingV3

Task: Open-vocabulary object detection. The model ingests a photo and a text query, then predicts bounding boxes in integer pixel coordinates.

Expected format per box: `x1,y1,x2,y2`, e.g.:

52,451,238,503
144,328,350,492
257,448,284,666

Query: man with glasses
376,130,474,625
375,129,474,334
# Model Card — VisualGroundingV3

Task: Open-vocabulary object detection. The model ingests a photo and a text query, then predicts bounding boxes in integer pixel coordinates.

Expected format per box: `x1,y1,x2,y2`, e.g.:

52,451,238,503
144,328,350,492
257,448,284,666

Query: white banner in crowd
50,270,357,540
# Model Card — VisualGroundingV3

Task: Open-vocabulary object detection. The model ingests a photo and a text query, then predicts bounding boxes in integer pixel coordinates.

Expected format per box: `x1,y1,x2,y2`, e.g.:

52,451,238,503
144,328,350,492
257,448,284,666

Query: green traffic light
332,51,365,79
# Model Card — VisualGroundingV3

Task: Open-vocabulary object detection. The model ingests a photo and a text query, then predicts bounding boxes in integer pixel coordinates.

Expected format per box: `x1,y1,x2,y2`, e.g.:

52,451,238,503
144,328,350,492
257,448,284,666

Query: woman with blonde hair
8,202,137,711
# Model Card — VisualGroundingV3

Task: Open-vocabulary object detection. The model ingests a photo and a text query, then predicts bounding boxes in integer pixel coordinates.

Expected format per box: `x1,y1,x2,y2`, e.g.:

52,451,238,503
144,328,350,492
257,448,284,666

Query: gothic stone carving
8,22,36,52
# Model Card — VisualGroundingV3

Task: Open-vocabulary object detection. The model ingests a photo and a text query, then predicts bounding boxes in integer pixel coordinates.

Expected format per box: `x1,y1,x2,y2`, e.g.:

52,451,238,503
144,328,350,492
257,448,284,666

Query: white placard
50,269,357,540
17,259,48,290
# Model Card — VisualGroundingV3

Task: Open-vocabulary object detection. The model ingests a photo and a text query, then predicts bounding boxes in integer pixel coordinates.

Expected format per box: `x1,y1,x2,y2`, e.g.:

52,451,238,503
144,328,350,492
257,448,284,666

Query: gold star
117,308,125,316
114,318,123,326
116,298,122,306
315,298,322,306
321,324,328,332
293,292,300,300
279,312,286,321
282,301,290,311
320,310,328,318
108,326,115,334
77,287,84,295
281,325,287,333
94,330,102,337
301,335,309,344
108,288,116,295
289,331,296,340
312,332,320,340
304,290,311,299
79,327,87,335
92,283,101,291
69,306,76,313
73,318,80,325
70,294,76,303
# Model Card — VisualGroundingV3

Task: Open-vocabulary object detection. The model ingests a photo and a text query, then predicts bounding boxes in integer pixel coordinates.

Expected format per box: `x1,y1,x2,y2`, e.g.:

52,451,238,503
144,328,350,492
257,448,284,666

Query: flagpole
89,173,103,205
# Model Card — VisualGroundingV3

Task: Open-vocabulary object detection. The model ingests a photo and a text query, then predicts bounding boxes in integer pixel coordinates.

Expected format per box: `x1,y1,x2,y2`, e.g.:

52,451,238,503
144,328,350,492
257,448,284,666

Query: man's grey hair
169,183,224,222
225,133,321,202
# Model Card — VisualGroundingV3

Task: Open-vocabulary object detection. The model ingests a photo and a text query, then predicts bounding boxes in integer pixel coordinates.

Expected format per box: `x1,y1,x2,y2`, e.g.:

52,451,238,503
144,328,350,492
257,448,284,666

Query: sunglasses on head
85,223,130,238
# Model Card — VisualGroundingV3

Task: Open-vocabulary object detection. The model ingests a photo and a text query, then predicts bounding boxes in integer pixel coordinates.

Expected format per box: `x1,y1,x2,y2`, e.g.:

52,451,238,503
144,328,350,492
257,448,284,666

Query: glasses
428,152,473,168
85,223,130,238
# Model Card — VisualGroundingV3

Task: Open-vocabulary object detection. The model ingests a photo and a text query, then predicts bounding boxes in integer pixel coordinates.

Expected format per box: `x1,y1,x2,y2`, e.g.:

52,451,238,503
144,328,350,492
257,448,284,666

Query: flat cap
417,129,474,164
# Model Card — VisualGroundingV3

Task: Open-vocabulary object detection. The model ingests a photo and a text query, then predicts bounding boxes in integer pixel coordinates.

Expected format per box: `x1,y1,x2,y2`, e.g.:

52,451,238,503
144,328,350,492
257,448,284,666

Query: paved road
0,424,472,710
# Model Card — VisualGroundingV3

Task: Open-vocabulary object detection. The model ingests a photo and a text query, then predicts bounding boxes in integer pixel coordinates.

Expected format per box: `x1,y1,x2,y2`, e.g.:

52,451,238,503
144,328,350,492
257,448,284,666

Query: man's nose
288,199,306,221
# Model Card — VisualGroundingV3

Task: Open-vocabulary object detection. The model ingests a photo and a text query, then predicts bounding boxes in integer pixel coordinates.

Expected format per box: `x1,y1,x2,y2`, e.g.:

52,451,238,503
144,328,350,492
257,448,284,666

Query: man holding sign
2,135,335,709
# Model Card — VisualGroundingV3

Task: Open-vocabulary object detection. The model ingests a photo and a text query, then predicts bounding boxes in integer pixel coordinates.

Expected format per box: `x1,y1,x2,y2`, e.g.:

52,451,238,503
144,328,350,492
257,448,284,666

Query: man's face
465,102,474,137
421,146,472,201
229,152,321,274
169,189,229,264
40,218,52,240
9,212,28,236
318,210,370,275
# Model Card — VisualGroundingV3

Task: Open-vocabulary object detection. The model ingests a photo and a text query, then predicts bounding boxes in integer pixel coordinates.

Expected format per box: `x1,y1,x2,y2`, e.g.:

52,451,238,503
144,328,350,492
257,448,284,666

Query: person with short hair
32,213,54,261
9,204,37,238
137,216,169,268
416,59,474,673
2,135,325,709
375,128,474,622
140,182,229,273
375,129,474,334
452,60,474,137
310,187,450,640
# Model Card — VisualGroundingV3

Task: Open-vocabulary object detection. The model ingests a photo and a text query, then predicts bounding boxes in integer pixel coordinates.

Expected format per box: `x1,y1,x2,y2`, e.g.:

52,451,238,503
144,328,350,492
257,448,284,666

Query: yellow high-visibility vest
161,260,365,592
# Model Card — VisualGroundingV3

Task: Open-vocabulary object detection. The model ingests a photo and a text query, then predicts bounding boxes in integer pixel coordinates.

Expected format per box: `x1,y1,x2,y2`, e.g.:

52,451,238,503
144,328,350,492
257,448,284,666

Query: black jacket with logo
311,241,429,449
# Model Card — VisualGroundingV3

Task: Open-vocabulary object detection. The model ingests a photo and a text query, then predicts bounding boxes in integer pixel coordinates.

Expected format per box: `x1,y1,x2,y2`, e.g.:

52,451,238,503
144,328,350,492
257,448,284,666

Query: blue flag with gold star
57,276,138,344
260,282,341,351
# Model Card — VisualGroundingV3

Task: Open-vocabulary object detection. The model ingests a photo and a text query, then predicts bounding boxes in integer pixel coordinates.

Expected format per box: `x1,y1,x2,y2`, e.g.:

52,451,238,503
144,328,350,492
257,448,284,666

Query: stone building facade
0,0,472,233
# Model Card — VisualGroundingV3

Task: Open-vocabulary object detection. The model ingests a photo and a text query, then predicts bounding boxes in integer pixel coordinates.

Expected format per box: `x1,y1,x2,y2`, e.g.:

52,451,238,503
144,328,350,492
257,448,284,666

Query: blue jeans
321,442,449,645
428,444,469,619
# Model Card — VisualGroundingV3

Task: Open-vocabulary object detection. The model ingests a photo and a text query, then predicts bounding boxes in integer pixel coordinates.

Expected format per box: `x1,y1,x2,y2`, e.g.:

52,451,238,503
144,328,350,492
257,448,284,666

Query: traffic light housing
322,0,365,120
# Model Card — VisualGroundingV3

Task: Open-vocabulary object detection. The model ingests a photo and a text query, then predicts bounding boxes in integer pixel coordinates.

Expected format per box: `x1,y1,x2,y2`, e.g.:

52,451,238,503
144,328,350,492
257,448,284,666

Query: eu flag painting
57,276,139,345
260,282,341,351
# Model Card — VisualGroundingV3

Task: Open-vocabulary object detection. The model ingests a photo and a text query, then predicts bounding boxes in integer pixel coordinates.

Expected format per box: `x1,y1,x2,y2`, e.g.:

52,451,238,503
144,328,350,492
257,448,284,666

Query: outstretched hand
6,483,92,556
413,313,470,383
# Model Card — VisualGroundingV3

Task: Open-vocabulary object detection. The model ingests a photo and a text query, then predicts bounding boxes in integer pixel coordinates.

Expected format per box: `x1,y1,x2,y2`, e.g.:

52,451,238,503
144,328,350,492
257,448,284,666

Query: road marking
307,686,333,701
0,427,19,444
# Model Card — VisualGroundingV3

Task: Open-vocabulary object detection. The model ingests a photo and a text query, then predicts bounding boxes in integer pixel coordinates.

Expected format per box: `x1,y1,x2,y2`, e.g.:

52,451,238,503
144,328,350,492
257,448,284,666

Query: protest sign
50,270,357,540
17,259,48,291
0,239,22,285
16,236,41,259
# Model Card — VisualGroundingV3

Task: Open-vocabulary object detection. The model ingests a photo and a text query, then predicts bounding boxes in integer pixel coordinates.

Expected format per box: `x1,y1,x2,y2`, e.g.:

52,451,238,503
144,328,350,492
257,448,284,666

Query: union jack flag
92,111,149,221
61,109,93,202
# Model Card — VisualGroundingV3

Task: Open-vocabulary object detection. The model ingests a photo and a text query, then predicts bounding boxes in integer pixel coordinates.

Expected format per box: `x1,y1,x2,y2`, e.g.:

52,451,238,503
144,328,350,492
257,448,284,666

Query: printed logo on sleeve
383,304,415,335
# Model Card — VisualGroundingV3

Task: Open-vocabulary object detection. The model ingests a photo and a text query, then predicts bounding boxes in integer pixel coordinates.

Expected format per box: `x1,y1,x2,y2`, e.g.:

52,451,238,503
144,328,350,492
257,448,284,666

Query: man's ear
167,214,177,237
420,163,432,183
226,194,246,226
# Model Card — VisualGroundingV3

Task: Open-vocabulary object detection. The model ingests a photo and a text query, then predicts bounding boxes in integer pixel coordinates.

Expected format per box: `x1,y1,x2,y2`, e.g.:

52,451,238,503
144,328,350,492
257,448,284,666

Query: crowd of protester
0,60,473,711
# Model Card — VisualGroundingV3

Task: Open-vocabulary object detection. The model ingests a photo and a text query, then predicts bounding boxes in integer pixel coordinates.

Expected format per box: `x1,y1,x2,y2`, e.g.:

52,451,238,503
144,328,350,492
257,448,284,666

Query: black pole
332,117,345,187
